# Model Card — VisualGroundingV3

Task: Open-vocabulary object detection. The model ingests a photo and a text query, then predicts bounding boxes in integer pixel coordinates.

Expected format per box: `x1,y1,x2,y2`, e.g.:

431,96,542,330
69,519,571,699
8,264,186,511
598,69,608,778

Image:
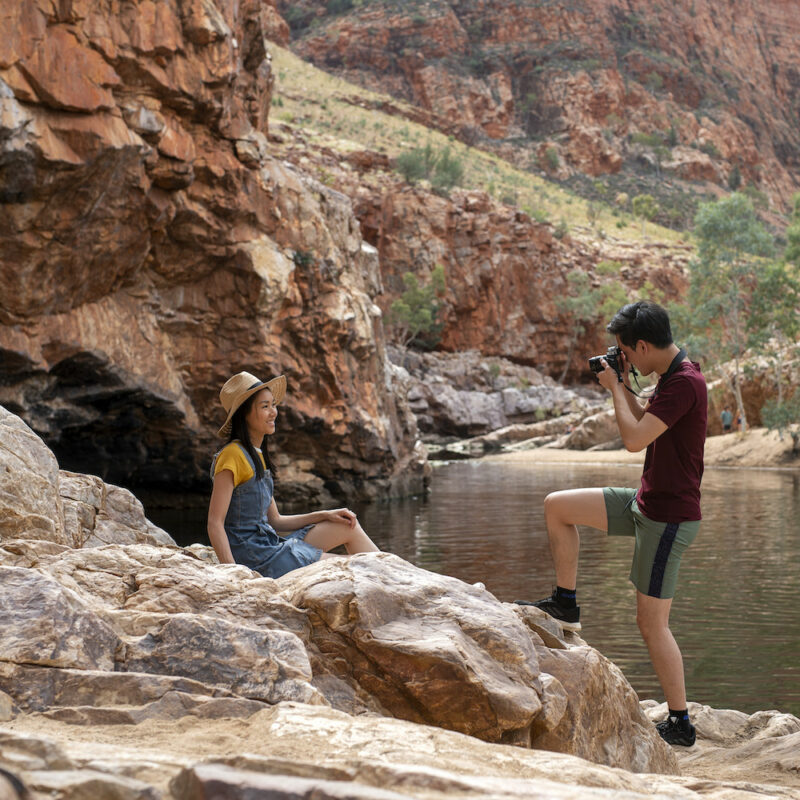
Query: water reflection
355,460,800,718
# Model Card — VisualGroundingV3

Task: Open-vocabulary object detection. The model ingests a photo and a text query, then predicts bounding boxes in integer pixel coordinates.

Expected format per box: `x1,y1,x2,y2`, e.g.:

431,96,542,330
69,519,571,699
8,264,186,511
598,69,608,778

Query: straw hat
217,371,287,437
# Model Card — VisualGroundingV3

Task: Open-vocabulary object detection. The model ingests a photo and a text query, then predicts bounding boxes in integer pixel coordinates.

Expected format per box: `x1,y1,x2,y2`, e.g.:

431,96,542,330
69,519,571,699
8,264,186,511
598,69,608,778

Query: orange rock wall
282,0,800,210
0,0,423,503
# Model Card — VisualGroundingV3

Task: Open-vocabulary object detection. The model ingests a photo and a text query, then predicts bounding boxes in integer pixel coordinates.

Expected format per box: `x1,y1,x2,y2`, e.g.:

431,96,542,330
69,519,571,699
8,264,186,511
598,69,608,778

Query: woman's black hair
607,301,673,349
228,392,277,480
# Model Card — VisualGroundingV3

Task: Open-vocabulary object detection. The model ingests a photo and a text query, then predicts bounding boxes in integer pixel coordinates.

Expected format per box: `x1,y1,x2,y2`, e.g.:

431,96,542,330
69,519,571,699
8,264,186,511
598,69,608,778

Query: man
518,301,706,747
721,406,733,433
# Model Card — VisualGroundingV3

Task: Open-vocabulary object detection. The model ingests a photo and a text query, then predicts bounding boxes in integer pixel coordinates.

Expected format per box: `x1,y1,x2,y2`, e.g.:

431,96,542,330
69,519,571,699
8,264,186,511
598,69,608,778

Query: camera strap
623,348,687,400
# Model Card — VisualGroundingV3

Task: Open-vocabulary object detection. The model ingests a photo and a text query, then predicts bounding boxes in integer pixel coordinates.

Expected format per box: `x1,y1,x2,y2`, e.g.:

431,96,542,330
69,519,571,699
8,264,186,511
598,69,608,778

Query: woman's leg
304,520,379,555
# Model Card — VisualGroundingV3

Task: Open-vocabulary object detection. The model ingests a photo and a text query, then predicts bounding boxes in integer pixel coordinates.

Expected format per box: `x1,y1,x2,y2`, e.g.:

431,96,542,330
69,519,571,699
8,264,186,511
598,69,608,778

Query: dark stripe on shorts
648,522,679,597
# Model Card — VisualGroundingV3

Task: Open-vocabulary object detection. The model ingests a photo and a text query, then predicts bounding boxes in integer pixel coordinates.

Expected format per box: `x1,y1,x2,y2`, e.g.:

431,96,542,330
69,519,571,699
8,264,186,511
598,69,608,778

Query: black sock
668,708,691,729
555,586,577,608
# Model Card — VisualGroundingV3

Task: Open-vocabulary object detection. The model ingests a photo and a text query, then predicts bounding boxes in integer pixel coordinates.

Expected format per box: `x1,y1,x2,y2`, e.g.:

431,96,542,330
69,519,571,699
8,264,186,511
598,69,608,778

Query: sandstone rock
0,662,234,713
171,764,411,800
0,691,16,723
0,566,119,671
353,188,689,381
390,348,605,440
533,642,675,773
120,613,323,706
643,701,800,791
277,553,547,744
60,471,176,549
285,0,800,211
0,406,65,545
25,768,159,800
547,408,619,450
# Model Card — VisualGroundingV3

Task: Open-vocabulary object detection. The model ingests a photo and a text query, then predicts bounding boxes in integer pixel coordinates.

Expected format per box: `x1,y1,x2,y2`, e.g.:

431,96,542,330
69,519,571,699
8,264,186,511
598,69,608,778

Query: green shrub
388,265,447,350
545,147,559,171
645,71,664,92
631,131,663,148
699,140,720,158
554,219,569,239
394,143,464,192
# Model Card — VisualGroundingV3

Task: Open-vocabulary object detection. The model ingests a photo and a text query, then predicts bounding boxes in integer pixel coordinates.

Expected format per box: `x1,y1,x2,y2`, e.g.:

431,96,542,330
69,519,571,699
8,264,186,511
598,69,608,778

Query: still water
359,459,800,718
149,458,800,718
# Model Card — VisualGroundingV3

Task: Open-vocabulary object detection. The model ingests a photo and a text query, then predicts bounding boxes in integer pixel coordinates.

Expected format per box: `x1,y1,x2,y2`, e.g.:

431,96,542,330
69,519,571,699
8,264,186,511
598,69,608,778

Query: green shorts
604,487,699,599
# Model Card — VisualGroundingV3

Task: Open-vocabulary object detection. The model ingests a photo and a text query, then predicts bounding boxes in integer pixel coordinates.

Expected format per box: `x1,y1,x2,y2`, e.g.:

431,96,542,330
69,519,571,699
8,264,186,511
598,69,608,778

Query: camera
588,346,624,378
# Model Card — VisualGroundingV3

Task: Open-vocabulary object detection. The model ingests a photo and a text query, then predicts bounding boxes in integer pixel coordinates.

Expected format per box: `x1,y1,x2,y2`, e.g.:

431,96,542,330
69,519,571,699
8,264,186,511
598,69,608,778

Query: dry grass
270,46,689,247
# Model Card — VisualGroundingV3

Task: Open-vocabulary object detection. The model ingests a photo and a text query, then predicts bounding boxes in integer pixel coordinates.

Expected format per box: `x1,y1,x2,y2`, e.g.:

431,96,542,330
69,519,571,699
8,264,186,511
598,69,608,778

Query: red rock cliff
279,0,800,215
0,0,425,505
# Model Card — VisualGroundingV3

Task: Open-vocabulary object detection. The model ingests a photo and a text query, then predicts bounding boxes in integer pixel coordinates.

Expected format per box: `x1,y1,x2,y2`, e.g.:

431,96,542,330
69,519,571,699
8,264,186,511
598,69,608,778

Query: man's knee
637,608,669,641
544,491,565,521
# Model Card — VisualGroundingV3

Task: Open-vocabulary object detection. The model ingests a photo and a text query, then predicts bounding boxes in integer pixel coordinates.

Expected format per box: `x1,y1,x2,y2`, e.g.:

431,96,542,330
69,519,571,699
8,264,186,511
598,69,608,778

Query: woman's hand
322,508,357,528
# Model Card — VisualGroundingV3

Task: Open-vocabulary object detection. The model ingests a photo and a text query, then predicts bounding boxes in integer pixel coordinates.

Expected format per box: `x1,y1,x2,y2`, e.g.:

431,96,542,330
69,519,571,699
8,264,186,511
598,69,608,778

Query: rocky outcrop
390,347,606,440
279,0,800,213
349,183,690,378
3,406,800,799
0,0,424,506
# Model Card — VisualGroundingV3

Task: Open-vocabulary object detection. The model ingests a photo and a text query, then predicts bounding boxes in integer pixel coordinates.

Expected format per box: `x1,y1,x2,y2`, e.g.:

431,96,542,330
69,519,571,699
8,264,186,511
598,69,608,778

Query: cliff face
279,0,800,217
0,0,424,504
275,129,690,380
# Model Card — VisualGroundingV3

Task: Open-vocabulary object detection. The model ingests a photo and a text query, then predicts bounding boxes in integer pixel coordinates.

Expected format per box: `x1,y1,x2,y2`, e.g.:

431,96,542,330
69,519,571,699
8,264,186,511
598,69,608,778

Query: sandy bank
485,428,800,471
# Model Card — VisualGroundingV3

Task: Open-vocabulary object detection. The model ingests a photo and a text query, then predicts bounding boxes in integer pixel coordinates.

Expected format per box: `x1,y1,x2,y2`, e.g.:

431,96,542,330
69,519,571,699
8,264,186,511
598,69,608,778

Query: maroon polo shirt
636,360,707,523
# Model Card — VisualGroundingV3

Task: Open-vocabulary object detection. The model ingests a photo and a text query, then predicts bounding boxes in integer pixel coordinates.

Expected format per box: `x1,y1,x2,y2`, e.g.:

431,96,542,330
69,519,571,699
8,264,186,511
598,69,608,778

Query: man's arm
597,361,667,452
608,381,667,451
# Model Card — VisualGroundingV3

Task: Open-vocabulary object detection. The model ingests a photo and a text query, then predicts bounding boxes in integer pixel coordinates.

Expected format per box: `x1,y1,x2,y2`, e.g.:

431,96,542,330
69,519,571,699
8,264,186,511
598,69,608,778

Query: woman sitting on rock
207,371,379,578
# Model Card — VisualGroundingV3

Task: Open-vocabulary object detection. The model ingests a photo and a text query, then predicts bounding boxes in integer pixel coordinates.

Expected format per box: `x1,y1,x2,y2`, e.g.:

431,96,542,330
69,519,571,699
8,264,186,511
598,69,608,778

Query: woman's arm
207,470,236,563
267,499,356,532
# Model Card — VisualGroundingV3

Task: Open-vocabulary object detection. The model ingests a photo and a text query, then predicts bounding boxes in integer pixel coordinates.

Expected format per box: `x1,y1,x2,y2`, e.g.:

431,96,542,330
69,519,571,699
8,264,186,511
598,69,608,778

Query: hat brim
217,375,287,437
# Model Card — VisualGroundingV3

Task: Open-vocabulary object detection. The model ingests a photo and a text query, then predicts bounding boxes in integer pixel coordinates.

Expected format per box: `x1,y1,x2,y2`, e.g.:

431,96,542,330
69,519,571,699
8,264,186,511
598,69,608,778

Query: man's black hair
607,301,673,348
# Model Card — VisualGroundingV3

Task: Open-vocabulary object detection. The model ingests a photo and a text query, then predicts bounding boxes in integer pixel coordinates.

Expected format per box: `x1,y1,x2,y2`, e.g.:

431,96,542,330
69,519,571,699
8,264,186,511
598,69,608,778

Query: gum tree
687,193,774,433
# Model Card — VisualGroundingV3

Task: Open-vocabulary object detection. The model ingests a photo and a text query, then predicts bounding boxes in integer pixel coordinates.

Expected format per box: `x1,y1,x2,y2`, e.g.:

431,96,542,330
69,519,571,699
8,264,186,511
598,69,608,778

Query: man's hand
597,359,623,391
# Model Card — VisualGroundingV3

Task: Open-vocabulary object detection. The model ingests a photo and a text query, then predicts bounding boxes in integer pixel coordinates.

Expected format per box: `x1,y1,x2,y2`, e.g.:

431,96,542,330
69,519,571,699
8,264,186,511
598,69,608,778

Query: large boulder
0,406,175,549
0,405,66,545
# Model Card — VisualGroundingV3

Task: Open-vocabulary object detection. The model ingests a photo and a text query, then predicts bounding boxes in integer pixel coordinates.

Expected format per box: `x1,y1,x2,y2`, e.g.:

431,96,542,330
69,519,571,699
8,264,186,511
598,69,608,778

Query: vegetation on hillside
673,192,800,443
270,46,686,244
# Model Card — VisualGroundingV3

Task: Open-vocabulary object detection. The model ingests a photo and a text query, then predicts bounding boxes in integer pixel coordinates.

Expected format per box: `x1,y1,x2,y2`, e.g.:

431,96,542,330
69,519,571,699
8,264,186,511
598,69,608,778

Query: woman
207,371,379,578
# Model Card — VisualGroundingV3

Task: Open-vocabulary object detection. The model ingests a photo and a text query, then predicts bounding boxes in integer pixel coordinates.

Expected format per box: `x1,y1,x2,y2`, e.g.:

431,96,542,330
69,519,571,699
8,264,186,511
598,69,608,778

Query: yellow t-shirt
213,441,267,487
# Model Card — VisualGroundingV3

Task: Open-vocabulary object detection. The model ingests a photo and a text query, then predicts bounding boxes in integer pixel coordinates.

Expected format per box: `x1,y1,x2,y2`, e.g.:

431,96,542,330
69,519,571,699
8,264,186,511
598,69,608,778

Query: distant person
721,406,733,433
207,371,380,578
517,301,706,747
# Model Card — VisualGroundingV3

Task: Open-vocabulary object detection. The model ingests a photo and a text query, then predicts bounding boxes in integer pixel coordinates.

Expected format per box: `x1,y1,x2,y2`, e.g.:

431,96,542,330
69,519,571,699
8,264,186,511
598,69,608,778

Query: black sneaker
656,717,696,746
515,592,581,632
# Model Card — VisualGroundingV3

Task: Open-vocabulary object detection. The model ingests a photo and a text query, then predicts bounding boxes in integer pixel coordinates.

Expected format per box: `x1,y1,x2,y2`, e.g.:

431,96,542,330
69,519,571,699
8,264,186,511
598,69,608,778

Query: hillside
276,0,800,227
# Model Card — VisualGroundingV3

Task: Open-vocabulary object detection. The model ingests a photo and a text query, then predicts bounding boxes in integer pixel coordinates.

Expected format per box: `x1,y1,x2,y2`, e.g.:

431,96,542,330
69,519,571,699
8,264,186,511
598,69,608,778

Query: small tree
632,194,659,238
748,260,800,409
761,393,800,455
686,192,774,433
388,264,447,351
556,266,627,384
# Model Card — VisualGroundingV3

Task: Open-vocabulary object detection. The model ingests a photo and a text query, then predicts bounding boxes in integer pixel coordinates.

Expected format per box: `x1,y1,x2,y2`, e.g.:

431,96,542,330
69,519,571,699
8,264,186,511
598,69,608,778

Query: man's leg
543,488,608,589
635,592,686,709
636,590,696,745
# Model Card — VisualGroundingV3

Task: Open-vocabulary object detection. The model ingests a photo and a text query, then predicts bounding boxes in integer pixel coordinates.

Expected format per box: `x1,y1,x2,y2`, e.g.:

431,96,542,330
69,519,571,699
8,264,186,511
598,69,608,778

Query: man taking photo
518,300,707,747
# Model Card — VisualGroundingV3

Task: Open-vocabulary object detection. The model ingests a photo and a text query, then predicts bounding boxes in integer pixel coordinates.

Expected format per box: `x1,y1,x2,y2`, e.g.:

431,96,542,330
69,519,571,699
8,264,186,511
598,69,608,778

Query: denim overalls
211,443,322,578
